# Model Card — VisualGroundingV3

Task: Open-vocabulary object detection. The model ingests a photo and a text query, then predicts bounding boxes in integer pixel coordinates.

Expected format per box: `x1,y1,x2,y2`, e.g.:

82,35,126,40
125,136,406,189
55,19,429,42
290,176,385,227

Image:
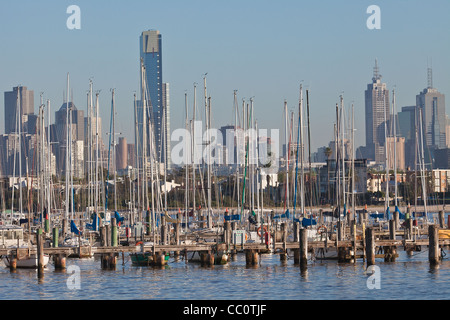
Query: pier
2,213,449,274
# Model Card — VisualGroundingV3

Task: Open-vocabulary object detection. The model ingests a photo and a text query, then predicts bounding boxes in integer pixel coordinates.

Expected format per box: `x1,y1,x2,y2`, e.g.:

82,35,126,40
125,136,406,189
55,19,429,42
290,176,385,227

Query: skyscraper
4,86,34,134
139,30,170,170
416,67,446,151
365,60,390,164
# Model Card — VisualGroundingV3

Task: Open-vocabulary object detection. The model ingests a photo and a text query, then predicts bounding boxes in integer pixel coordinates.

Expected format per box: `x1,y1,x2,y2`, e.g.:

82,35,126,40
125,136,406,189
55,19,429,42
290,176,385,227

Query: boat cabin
0,225,25,248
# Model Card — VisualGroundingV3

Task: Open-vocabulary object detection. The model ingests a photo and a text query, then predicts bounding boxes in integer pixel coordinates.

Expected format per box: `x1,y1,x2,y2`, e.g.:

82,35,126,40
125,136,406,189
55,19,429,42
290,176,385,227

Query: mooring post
293,222,300,264
429,225,440,265
37,228,44,278
111,218,118,247
338,221,344,241
160,214,167,245
9,255,17,272
389,219,396,240
408,218,414,240
54,254,66,270
393,211,400,230
52,227,58,248
352,222,357,263
365,227,375,267
438,211,445,229
207,251,215,266
299,228,308,271
252,250,259,266
245,249,253,266
280,223,287,262
175,222,180,245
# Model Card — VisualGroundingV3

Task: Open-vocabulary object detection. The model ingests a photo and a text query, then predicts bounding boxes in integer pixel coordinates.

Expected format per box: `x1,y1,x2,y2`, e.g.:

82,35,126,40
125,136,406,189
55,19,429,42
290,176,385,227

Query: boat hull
3,254,50,269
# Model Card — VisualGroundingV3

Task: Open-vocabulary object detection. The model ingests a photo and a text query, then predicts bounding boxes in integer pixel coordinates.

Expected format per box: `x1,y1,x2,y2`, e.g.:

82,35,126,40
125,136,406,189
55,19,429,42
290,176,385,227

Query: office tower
54,102,85,177
4,86,34,134
116,136,128,171
397,106,417,169
416,67,446,151
139,30,170,170
365,59,390,164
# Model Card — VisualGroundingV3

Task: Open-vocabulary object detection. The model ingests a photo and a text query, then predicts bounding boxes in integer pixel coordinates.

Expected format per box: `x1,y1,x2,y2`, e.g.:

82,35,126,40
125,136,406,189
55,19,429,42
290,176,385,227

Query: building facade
365,60,390,165
139,30,171,171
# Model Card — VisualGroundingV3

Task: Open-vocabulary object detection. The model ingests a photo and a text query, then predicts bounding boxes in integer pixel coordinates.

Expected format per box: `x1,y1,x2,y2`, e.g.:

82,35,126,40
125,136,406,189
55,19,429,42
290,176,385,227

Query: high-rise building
416,68,446,151
4,86,34,134
116,136,128,171
139,30,170,170
54,102,85,177
397,106,417,169
365,60,390,164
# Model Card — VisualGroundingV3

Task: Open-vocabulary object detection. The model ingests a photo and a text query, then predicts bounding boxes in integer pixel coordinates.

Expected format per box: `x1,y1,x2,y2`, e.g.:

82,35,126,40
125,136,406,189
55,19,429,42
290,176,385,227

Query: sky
1,0,449,157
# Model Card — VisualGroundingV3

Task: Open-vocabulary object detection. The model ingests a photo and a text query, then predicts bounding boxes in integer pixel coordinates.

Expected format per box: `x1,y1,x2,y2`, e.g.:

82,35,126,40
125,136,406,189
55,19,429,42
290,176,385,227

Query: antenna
373,58,381,82
427,58,433,89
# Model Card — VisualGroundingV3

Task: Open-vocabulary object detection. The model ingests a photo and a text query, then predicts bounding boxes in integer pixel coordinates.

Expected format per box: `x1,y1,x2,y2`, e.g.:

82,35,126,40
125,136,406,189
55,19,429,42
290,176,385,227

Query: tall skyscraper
365,60,390,164
4,86,34,134
54,102,85,177
139,30,170,170
416,67,446,151
397,106,417,169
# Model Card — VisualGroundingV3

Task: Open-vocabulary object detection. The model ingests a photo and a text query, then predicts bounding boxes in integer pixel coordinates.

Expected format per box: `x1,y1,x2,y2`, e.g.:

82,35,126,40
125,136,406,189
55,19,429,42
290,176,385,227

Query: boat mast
384,87,389,220
392,89,398,209
306,90,312,212
284,100,289,213
185,92,189,229
192,83,197,221
234,90,240,215
65,73,70,235
340,95,346,218
351,103,355,222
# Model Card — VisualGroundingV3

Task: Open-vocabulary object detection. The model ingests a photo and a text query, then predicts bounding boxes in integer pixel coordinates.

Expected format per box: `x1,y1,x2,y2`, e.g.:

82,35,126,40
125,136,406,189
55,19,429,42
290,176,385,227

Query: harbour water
0,248,448,301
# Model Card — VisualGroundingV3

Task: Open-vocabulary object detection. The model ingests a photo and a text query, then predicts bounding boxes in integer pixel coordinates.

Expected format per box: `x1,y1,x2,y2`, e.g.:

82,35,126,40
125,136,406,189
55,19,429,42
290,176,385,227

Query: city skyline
1,1,449,156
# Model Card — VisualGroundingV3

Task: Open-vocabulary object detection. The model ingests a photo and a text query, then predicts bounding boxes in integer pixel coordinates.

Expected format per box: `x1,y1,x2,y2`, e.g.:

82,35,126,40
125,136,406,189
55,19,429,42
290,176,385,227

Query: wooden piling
428,225,440,265
37,229,45,278
393,211,400,230
252,250,259,266
9,256,17,272
161,215,166,245
175,222,180,245
111,218,118,247
389,219,396,240
299,228,308,270
207,252,215,266
292,222,300,264
52,227,58,248
365,227,375,267
245,249,253,266
54,254,66,270
100,226,106,247
438,211,445,229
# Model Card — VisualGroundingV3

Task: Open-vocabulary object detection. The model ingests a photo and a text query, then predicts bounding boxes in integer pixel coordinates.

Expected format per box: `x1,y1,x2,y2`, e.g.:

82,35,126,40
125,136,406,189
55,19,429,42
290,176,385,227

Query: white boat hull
3,254,50,269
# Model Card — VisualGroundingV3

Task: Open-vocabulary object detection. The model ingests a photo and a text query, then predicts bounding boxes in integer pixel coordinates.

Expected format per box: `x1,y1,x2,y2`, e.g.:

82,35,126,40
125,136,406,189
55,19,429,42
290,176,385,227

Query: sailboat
2,90,49,269
59,75,92,256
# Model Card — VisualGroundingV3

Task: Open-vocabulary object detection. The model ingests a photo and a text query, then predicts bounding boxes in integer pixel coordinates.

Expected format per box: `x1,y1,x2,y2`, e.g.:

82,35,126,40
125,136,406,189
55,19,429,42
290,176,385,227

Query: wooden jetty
1,214,449,276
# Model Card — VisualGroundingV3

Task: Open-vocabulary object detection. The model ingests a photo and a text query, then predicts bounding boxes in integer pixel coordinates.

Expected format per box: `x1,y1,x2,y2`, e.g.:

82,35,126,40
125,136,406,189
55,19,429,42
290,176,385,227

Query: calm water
0,248,449,300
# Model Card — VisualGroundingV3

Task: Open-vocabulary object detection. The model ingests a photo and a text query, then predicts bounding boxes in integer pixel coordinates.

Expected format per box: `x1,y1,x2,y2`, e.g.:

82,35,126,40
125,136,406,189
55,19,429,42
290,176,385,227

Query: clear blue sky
1,0,449,155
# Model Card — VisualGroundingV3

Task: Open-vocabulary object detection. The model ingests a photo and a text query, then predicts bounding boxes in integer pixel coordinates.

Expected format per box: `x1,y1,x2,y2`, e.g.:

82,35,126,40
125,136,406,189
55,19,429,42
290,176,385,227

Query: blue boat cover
115,211,125,224
302,218,317,227
86,213,99,231
395,206,405,219
225,214,240,221
273,209,290,220
71,220,81,235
